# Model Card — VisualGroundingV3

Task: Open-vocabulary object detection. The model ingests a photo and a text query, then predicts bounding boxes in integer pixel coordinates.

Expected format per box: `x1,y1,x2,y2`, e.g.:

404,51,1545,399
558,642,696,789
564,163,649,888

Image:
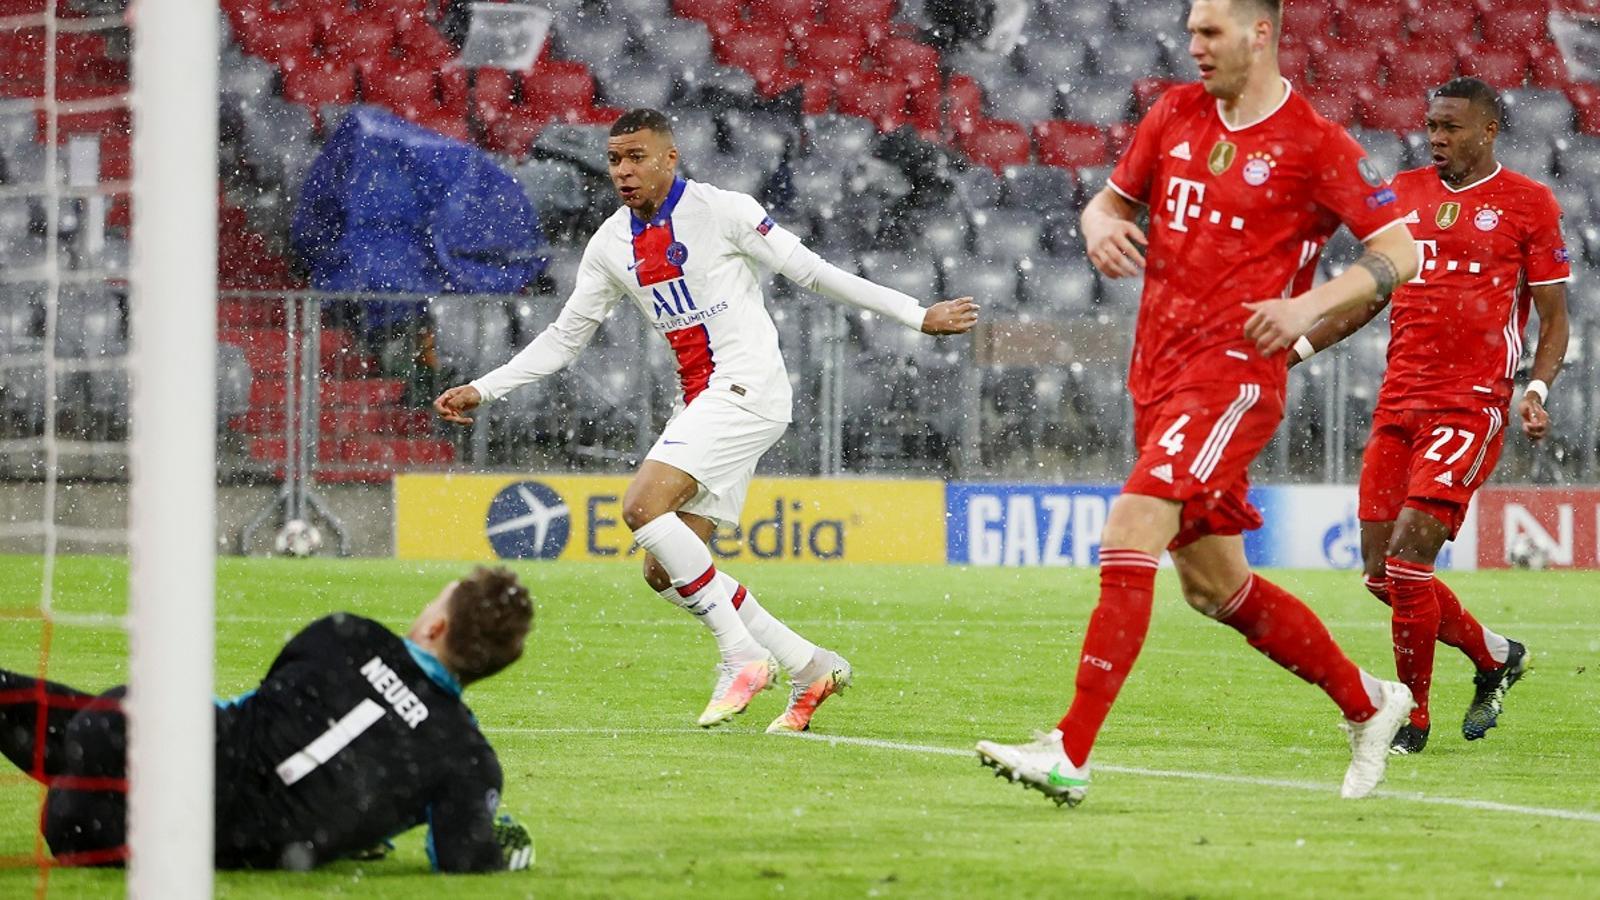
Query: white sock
714,572,818,676
633,515,763,664
1358,669,1386,711
1483,628,1511,665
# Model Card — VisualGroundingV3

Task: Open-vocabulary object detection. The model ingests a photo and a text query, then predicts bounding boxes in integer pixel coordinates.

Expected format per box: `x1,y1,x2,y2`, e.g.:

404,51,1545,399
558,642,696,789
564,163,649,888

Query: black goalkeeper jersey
212,614,504,872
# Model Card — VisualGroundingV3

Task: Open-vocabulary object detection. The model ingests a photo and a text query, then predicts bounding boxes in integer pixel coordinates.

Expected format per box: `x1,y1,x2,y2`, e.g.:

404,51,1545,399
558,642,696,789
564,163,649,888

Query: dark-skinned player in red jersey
976,0,1420,806
1288,77,1568,755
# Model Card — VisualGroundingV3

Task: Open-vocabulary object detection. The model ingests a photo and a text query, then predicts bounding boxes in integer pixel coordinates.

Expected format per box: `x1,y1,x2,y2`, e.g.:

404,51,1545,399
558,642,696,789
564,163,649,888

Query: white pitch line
484,726,1600,825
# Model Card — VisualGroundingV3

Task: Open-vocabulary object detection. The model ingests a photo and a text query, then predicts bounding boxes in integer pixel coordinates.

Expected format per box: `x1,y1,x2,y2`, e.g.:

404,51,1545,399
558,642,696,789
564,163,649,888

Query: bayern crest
1242,151,1275,186
1473,207,1501,232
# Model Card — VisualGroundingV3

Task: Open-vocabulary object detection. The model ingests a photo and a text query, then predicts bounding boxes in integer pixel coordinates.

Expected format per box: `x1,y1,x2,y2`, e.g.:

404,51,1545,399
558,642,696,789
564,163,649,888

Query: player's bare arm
1081,187,1147,278
1243,223,1418,355
1285,296,1390,370
433,385,482,425
1519,282,1569,441
921,297,980,335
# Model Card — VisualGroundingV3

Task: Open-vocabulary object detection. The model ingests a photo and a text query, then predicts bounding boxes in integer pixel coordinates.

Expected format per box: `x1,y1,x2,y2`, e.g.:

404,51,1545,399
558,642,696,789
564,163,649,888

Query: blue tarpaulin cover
291,106,546,313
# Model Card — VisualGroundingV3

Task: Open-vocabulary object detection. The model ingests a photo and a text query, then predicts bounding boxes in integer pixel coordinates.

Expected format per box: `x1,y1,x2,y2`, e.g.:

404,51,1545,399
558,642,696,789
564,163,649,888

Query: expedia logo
485,481,572,560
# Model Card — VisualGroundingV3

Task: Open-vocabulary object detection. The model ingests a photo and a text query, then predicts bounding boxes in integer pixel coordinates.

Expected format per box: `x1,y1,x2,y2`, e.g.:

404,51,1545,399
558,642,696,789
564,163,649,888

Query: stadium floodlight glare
127,1,218,896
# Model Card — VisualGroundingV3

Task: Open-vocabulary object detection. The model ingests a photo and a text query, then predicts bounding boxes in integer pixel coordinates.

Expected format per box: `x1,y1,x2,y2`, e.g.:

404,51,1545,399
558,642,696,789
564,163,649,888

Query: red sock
1214,575,1378,722
1363,575,1390,607
1386,558,1440,729
1432,577,1501,671
1057,550,1158,767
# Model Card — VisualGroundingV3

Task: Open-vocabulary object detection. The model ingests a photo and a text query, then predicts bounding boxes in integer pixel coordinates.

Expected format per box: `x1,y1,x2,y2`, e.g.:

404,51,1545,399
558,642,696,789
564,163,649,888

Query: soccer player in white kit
434,108,979,731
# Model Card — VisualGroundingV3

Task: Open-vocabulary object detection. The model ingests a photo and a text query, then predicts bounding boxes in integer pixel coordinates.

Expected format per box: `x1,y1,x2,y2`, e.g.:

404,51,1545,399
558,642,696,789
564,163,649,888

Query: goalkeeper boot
766,651,852,733
1389,722,1430,755
1463,640,1530,741
1339,679,1414,799
697,656,776,728
975,729,1089,807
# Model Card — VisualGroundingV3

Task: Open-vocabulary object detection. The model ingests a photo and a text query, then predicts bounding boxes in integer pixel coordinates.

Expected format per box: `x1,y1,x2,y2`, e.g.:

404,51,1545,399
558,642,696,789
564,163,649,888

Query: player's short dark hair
1432,77,1503,124
609,108,674,138
444,566,533,685
1231,0,1282,28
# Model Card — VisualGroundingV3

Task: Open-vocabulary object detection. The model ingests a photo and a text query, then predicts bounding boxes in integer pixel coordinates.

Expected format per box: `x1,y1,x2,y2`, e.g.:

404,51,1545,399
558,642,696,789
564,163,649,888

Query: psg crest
665,241,689,266
1208,140,1236,176
1436,202,1461,229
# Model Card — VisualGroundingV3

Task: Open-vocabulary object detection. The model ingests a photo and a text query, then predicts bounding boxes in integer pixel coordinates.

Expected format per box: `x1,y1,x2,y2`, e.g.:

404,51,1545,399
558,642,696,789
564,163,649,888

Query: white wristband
1526,379,1549,404
1292,336,1316,361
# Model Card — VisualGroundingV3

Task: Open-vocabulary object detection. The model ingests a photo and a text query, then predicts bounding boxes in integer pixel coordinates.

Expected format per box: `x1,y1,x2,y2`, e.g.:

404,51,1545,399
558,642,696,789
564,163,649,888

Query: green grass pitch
1,556,1597,898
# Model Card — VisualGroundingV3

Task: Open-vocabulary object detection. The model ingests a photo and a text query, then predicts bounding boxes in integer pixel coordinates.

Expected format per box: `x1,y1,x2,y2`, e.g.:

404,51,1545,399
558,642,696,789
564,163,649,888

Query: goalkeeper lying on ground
0,566,535,872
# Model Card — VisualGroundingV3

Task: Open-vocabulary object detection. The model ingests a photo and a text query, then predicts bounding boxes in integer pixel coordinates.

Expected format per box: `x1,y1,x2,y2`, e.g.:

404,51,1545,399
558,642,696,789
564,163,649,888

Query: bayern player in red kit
977,0,1420,805
435,109,979,732
1291,78,1567,755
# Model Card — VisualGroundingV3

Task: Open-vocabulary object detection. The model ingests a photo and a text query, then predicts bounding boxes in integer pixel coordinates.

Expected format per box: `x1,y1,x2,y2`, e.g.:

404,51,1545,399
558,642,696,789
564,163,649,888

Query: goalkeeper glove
494,814,534,871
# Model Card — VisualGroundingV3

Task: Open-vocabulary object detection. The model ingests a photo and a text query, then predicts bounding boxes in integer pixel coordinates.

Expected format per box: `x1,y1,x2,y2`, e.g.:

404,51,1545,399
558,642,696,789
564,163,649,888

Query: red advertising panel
1475,487,1600,569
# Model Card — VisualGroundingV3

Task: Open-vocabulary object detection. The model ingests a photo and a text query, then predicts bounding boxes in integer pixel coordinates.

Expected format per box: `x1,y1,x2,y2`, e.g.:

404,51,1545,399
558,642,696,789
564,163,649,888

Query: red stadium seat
1568,83,1600,135
1279,42,1311,81
754,66,804,98
796,26,865,78
961,119,1031,173
1358,90,1426,133
674,0,743,35
1530,44,1570,89
1107,121,1135,158
471,67,519,124
1407,10,1478,47
282,61,358,109
906,82,941,134
799,76,834,115
323,12,397,64
1313,45,1381,85
822,0,896,43
1458,43,1529,89
1034,120,1109,169
363,65,438,118
835,71,908,130
1281,2,1332,43
874,37,941,90
714,27,788,74
946,73,983,135
749,0,818,30
1384,44,1457,92
1336,3,1404,47
396,20,455,65
1492,8,1549,45
1308,84,1359,125
486,111,549,158
522,61,595,120
239,14,317,64
412,107,469,142
437,64,470,115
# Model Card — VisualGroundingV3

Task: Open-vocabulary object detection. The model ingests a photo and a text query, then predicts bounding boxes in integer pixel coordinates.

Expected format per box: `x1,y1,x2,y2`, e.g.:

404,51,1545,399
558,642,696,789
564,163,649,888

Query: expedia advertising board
394,474,946,563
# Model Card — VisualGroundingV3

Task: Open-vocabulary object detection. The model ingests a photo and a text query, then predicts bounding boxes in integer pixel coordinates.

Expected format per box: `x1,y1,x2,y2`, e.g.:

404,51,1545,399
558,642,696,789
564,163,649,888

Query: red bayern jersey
1110,81,1407,404
1378,164,1571,410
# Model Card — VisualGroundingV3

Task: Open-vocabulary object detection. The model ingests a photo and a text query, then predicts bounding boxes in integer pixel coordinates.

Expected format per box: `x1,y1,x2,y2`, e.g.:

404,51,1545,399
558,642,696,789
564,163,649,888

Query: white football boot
976,729,1089,807
696,657,777,728
1338,679,1416,799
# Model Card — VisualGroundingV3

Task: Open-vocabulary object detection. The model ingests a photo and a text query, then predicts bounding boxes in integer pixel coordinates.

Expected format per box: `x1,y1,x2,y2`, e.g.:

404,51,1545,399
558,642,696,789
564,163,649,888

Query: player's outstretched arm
433,384,482,424
1081,187,1147,279
777,243,979,335
1243,223,1418,356
1519,283,1569,441
1285,296,1390,370
920,297,980,335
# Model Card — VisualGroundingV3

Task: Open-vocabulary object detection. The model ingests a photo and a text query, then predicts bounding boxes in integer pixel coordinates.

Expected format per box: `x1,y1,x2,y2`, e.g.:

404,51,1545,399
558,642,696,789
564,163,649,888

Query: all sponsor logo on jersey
665,241,689,266
484,481,572,559
1435,202,1461,228
1207,140,1237,175
1474,206,1502,232
1242,151,1275,186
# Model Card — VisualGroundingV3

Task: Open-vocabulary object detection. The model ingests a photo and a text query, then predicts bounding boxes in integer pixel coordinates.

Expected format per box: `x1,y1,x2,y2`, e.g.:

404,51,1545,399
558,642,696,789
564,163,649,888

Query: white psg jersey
472,177,926,424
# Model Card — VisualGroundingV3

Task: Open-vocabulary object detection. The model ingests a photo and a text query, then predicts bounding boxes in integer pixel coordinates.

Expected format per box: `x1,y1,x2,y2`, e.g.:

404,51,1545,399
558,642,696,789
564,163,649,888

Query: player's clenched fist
922,297,980,335
1242,297,1316,356
1083,214,1147,279
433,384,483,425
1519,392,1551,441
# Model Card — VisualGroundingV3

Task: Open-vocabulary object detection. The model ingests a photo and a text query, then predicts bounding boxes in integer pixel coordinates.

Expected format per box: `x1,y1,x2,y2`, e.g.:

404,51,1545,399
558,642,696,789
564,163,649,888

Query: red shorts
1124,379,1285,549
1358,405,1508,538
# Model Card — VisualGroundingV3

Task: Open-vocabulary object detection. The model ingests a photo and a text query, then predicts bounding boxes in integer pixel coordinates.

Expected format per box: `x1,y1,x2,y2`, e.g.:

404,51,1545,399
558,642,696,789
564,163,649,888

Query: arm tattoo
1354,252,1399,300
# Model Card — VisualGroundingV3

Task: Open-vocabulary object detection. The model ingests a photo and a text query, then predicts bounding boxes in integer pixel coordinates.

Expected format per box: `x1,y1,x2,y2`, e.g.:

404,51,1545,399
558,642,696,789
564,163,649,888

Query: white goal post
127,0,217,896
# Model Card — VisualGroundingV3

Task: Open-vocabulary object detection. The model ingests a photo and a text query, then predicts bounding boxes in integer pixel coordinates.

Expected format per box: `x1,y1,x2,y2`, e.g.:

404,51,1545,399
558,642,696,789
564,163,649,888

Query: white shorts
645,394,788,526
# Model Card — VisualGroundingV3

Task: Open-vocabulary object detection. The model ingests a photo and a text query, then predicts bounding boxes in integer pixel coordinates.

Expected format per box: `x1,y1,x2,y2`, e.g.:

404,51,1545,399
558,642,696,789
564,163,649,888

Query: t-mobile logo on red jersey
1164,176,1206,232
1410,240,1438,284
